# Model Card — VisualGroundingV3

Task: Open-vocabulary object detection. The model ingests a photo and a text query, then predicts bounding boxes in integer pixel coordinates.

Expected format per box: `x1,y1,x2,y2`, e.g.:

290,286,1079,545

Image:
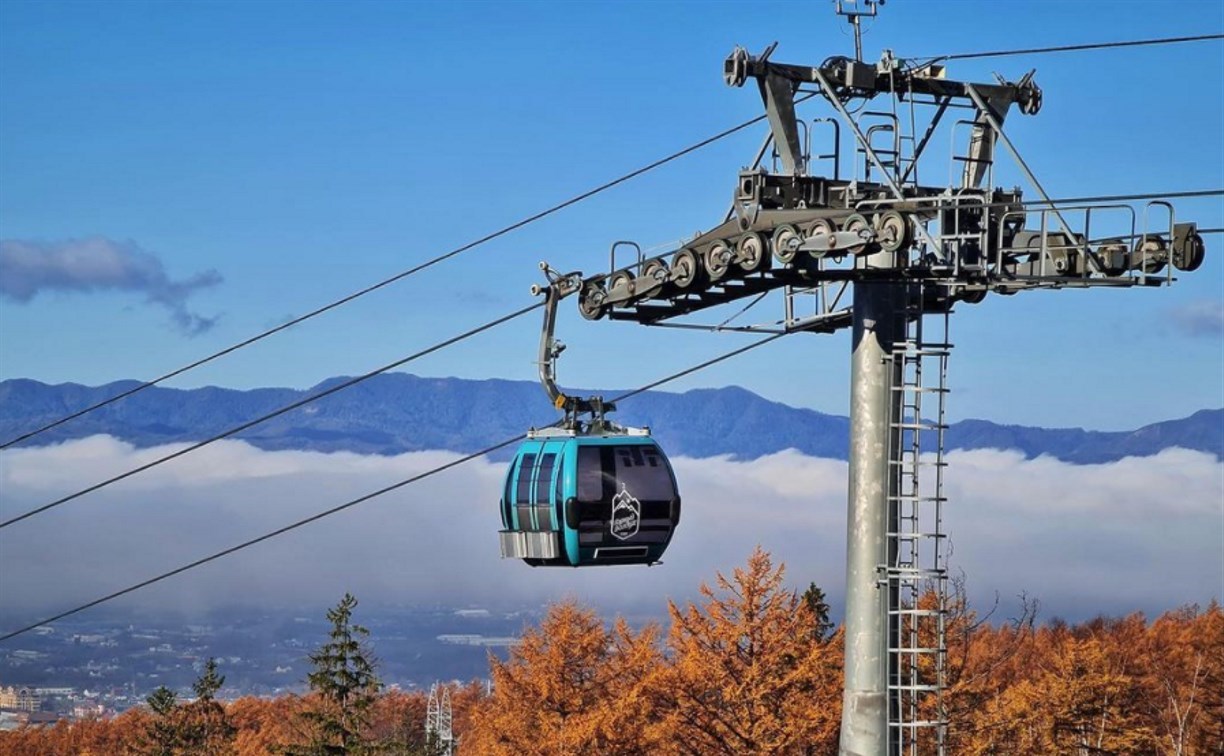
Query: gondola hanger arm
532,262,615,427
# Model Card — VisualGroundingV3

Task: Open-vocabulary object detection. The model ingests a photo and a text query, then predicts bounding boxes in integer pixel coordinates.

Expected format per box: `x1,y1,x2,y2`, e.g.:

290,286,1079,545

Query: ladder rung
886,577,949,589
886,532,947,539
884,567,947,577
888,683,942,692
887,720,948,728
880,578,945,587
891,423,948,431
883,584,947,593
888,494,948,502
895,340,954,350
886,596,949,609
888,647,944,653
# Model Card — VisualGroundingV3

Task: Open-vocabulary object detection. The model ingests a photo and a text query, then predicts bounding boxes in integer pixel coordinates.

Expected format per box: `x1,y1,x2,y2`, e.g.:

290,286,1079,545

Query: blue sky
1,0,1221,431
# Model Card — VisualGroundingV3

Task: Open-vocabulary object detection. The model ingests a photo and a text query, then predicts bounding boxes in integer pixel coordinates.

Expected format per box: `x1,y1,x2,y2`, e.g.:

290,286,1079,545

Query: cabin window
614,445,675,501
516,453,536,504
535,453,556,503
577,447,604,502
576,445,675,503
503,468,514,504
501,468,514,528
534,452,557,531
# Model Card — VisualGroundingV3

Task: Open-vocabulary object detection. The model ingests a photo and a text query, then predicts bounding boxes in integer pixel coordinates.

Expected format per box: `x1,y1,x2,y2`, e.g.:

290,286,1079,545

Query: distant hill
0,375,1219,463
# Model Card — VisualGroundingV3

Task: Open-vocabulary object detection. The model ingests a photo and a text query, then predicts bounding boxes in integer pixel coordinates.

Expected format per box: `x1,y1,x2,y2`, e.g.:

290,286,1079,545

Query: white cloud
942,447,1222,618
1170,299,1224,338
0,439,1218,629
0,237,221,335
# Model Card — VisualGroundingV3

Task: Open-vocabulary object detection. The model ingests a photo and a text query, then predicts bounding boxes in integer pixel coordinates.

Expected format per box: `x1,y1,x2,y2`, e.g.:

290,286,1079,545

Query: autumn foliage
944,603,1224,755
1,547,1221,755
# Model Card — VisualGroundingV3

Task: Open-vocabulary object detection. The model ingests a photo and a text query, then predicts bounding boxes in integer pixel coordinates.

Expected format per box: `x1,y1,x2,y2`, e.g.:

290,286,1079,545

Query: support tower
570,21,1206,756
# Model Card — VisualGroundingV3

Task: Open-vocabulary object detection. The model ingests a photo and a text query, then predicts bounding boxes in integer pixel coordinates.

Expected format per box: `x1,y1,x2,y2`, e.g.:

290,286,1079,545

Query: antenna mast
835,0,881,61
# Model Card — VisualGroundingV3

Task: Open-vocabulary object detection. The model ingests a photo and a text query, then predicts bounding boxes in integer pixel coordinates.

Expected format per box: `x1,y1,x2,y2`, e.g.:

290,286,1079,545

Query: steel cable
0,332,785,641
1,113,772,450
0,303,543,530
914,33,1224,64
7,33,1222,450
3,185,1216,526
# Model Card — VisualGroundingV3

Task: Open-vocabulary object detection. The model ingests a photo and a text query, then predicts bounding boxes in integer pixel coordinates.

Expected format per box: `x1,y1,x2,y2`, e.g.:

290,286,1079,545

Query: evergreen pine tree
802,581,835,642
192,657,225,701
180,657,235,755
292,593,383,755
142,686,181,756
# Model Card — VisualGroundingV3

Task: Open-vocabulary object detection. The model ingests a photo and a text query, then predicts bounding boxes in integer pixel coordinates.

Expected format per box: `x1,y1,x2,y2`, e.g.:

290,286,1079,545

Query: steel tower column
840,278,903,756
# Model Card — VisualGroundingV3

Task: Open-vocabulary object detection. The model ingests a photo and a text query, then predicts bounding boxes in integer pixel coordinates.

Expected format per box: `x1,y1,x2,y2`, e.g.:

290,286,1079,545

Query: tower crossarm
572,45,1206,330
723,47,1042,111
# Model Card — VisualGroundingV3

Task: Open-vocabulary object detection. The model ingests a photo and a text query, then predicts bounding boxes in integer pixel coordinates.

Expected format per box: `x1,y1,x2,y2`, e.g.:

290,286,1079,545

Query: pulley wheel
1020,86,1042,116
841,213,871,254
875,210,911,252
704,240,733,283
804,219,836,253
1173,232,1205,272
670,248,702,290
608,270,636,299
641,258,670,297
577,282,607,320
1133,236,1167,274
958,287,987,304
737,232,770,273
772,224,802,264
642,258,669,284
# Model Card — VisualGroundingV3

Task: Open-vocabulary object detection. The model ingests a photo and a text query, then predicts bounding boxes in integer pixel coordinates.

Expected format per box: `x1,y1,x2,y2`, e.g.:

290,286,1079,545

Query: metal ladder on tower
884,280,951,755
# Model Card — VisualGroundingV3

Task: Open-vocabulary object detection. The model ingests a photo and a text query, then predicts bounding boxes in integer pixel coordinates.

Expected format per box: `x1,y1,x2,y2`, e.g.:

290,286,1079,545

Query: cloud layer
0,237,222,335
0,438,1219,630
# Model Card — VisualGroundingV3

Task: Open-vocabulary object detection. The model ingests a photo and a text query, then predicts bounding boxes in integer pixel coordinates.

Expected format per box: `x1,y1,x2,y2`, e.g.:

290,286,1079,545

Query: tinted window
614,445,675,501
576,444,675,502
501,467,514,527
535,453,556,504
516,453,536,504
577,447,604,502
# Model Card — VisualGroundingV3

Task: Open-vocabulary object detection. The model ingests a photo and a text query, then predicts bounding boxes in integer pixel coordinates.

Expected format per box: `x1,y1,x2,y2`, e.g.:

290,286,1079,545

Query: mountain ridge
0,375,1219,464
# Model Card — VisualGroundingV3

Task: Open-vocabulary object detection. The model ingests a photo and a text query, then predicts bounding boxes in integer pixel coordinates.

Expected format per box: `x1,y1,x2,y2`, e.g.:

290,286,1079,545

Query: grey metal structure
562,21,1207,756
530,262,621,432
425,682,455,755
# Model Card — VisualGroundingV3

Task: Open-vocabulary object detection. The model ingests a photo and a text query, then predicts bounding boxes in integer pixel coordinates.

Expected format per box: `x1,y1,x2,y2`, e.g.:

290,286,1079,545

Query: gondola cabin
499,427,680,566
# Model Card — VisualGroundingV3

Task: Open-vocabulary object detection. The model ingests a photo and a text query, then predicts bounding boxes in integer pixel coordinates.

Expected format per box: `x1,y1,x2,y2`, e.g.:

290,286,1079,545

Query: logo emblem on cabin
610,484,641,540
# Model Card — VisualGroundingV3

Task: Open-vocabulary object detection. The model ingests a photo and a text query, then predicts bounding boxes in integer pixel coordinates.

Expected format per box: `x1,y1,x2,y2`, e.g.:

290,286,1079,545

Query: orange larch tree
463,599,660,756
941,579,1038,753
228,694,306,756
651,546,842,755
1141,602,1224,755
966,620,1159,755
